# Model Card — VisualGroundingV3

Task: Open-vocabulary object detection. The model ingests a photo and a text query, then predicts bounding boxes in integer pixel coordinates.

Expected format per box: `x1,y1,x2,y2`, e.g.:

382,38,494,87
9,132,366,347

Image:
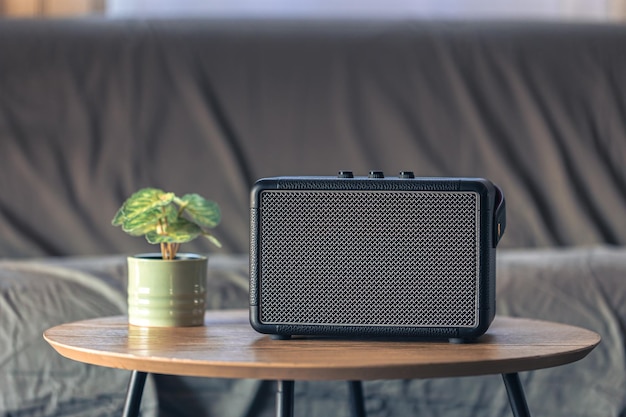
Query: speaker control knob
368,170,384,178
338,170,354,178
399,171,415,178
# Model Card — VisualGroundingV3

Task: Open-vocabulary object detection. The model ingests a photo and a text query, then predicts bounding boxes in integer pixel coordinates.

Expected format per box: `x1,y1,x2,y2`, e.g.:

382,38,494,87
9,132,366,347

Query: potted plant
112,187,221,327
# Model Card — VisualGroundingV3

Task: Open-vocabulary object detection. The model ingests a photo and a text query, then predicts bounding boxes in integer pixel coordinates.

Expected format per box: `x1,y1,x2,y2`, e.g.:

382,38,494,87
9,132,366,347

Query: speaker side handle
493,185,506,247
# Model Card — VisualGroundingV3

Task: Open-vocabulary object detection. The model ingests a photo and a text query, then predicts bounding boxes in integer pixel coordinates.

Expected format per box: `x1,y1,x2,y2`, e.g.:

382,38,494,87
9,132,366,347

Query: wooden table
44,309,600,417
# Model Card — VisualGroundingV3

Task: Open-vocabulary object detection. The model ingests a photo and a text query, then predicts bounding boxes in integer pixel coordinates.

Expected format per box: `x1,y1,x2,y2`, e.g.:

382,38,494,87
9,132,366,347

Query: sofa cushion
1,247,624,416
0,260,158,417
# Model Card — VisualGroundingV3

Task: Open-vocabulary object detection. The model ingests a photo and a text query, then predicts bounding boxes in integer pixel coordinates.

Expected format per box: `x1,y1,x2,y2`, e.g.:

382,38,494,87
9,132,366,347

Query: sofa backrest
0,19,624,257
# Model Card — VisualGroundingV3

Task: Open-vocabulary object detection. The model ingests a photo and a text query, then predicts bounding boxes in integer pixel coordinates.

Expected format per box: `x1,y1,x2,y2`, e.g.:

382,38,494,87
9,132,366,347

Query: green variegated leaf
122,205,178,236
111,206,125,226
179,193,221,228
121,207,162,236
145,218,201,244
145,230,170,244
202,233,222,248
161,204,178,224
119,188,175,221
168,218,202,242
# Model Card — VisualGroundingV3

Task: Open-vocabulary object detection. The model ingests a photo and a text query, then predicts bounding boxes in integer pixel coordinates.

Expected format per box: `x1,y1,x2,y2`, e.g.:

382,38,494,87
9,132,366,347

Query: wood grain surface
44,309,600,381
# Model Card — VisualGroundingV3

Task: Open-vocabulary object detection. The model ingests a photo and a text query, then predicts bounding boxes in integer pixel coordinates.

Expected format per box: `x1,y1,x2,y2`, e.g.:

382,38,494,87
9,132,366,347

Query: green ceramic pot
127,253,208,327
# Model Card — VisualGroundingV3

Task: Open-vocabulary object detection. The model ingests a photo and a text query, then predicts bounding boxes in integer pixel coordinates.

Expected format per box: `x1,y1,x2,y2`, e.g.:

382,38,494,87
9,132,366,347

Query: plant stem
170,242,180,259
160,242,180,260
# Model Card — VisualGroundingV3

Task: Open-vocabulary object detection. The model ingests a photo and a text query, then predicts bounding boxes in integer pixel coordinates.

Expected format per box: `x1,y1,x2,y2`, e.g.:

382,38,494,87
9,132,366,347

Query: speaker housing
250,174,506,340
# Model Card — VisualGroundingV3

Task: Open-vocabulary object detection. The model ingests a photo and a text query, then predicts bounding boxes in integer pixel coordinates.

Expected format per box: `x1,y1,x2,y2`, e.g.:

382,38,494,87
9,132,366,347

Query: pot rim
129,253,207,262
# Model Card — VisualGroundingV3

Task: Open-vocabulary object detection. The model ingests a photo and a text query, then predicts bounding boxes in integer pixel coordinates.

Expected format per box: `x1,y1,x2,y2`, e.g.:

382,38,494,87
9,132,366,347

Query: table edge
43,311,601,381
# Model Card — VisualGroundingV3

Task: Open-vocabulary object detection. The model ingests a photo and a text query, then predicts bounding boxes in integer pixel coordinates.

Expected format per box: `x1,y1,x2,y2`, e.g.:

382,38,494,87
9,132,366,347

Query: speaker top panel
252,175,496,209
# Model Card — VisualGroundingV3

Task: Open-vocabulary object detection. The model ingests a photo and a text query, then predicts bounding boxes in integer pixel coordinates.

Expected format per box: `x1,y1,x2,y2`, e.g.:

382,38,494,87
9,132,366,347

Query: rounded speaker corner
250,178,279,208
457,317,493,341
459,178,494,196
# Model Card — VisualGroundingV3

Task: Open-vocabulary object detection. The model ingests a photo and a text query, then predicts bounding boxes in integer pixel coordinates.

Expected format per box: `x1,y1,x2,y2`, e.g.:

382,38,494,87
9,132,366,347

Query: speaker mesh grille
259,190,480,328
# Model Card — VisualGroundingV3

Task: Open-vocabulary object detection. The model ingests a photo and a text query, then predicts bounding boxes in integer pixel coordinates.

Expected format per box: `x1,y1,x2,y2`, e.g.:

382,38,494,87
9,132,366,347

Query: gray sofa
0,18,625,417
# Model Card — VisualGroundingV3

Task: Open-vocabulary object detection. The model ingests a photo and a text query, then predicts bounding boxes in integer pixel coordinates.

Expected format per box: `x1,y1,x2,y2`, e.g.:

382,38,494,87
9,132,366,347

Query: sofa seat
1,246,624,417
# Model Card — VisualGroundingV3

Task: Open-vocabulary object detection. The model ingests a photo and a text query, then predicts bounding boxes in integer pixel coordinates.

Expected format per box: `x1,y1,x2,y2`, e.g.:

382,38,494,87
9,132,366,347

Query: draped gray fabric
0,19,625,258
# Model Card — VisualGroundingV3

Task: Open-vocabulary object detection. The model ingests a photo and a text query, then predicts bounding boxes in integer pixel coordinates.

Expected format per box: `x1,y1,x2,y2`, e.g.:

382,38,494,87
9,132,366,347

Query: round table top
44,309,600,381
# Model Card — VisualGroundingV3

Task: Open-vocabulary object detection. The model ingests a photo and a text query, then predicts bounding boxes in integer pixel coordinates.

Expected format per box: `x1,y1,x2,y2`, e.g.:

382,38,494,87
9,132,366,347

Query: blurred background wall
1,0,625,20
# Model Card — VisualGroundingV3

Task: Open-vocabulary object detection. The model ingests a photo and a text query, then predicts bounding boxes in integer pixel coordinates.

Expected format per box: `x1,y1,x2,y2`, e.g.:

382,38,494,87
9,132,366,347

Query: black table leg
502,373,532,417
276,380,294,417
122,371,148,417
348,381,366,417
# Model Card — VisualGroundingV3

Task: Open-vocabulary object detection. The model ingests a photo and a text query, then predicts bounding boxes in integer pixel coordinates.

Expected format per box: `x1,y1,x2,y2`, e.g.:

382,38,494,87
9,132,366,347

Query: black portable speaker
249,172,506,341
